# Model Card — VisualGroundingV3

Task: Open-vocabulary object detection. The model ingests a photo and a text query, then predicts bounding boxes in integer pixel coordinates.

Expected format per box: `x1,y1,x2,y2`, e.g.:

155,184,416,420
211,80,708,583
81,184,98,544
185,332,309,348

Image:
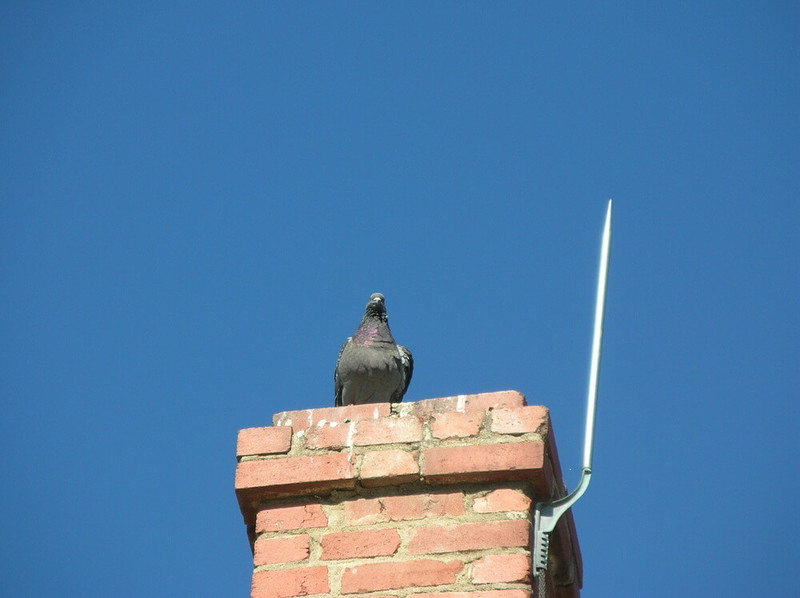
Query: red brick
360,449,419,486
408,519,530,554
411,391,525,420
341,559,463,594
410,592,530,598
321,528,401,560
464,391,527,413
472,489,531,513
251,566,329,598
354,416,423,445
345,492,464,525
423,442,545,484
431,411,484,439
237,426,293,456
235,453,355,491
256,503,328,533
471,553,531,583
491,406,548,434
253,534,309,566
273,403,391,430
304,421,353,449
343,497,384,525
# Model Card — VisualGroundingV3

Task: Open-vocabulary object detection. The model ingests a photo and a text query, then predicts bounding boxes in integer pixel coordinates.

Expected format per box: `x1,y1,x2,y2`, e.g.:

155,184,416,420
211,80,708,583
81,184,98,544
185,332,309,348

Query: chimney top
235,391,582,597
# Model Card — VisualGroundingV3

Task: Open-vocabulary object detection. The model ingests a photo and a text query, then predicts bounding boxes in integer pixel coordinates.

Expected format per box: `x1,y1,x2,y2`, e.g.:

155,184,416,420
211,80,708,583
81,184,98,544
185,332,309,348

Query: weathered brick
410,591,531,598
341,559,463,594
423,442,545,484
411,391,525,420
235,453,355,491
354,416,423,445
237,426,293,457
472,489,531,513
345,492,464,525
471,553,531,584
256,503,328,533
490,406,548,434
360,449,419,486
408,519,530,554
251,566,329,598
464,391,527,413
273,403,391,430
253,534,309,566
304,421,353,449
431,411,484,439
321,528,401,560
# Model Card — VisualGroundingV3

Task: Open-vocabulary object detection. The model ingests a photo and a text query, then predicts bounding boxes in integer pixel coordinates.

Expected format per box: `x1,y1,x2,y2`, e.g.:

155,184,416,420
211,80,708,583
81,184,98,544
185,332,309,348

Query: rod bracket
532,467,591,577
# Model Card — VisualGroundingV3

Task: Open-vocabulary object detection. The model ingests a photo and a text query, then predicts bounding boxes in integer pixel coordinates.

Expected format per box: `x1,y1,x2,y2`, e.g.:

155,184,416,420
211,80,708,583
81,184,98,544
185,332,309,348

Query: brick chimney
234,391,582,598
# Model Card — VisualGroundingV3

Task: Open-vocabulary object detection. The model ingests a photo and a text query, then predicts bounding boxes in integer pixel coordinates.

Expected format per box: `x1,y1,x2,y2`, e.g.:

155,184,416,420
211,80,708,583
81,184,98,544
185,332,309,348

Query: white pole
583,199,612,471
533,201,614,580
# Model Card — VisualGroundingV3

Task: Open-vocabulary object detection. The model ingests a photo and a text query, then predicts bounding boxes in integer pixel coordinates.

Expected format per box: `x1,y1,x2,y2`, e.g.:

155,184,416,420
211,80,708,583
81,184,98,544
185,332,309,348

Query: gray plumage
334,293,413,406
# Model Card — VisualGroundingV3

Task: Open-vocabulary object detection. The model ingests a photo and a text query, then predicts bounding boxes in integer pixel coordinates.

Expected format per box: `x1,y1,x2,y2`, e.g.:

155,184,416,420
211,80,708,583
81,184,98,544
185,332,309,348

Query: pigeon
334,293,413,406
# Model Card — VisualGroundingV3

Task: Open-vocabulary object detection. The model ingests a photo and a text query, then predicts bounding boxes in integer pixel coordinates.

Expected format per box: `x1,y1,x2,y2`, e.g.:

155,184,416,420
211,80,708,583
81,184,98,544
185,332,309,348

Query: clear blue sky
2,3,797,596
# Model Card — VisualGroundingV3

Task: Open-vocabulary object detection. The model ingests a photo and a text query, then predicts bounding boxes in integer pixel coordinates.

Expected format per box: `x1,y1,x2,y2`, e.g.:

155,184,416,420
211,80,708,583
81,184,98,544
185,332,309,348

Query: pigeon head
363,292,388,321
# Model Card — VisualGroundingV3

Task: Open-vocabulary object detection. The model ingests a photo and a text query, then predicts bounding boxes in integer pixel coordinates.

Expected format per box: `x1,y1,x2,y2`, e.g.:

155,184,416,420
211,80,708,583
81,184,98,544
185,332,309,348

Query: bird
334,292,413,406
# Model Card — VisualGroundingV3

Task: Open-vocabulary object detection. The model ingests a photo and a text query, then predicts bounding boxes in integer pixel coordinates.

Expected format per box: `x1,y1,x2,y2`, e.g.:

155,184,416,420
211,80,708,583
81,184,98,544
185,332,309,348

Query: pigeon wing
333,337,351,407
396,344,414,401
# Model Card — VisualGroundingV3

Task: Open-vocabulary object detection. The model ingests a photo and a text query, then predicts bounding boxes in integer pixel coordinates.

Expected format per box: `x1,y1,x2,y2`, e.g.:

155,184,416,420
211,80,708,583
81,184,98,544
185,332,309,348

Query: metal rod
582,199,612,471
533,200,614,583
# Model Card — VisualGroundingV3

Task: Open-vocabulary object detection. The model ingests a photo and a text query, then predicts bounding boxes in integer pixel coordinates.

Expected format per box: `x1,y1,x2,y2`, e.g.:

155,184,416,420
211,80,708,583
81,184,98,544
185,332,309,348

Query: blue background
2,3,797,596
